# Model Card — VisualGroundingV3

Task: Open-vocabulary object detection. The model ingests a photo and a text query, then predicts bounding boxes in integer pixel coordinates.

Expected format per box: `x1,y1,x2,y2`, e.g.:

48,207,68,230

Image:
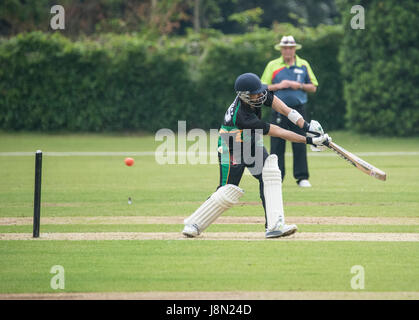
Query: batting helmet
234,73,268,107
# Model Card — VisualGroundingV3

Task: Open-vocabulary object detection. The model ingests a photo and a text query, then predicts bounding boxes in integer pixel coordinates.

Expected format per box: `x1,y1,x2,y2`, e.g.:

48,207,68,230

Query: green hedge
0,32,195,132
0,27,344,132
338,0,419,136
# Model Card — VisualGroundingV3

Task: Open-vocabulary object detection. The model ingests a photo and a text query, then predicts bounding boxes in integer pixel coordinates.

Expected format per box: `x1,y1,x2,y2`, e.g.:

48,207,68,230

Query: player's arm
267,124,330,146
264,92,329,145
267,124,305,143
235,109,304,143
270,95,309,131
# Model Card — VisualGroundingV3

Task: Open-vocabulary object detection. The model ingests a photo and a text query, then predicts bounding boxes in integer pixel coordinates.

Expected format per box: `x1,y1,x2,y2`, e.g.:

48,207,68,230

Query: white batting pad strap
262,154,285,230
287,109,302,125
184,184,244,233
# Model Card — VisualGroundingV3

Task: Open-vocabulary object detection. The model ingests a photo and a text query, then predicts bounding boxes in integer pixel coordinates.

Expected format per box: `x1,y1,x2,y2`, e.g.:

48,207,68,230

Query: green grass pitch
0,131,418,297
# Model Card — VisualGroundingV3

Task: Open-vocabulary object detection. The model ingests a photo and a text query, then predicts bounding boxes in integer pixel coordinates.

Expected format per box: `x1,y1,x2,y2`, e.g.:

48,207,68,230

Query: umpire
261,35,318,187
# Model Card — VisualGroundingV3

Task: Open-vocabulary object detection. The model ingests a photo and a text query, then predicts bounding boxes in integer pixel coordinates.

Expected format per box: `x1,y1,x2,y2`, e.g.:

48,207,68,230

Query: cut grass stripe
1,239,418,293
1,232,418,241
1,216,418,225
1,291,418,300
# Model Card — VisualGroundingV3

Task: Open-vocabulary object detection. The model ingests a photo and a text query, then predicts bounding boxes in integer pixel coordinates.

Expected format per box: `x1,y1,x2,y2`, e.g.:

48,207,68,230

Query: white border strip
0,151,418,157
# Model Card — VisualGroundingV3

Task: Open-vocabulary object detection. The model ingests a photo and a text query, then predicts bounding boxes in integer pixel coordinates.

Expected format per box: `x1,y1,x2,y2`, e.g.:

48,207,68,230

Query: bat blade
327,141,387,181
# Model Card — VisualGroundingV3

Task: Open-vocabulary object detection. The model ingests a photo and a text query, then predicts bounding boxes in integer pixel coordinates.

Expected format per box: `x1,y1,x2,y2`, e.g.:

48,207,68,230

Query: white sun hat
274,35,302,50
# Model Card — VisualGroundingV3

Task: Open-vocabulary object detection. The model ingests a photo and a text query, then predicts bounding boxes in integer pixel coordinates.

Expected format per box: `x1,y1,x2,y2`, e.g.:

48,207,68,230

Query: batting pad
184,184,244,234
262,154,285,230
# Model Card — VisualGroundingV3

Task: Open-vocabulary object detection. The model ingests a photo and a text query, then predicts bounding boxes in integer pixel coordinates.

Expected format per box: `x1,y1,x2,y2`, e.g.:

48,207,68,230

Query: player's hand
307,133,331,146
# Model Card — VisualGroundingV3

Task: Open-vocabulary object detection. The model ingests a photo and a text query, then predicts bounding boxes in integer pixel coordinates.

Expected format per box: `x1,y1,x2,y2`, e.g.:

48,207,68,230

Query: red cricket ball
124,157,134,166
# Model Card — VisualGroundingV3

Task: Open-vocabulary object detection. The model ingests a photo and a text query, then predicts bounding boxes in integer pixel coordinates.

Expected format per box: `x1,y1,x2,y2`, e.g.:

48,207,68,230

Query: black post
33,150,42,238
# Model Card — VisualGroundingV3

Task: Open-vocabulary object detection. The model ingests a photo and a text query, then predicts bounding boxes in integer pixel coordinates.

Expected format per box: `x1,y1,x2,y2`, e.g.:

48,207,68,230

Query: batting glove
306,133,331,147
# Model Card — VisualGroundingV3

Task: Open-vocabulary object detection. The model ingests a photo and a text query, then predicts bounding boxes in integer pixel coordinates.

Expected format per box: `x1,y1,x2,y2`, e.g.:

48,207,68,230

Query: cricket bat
326,141,387,181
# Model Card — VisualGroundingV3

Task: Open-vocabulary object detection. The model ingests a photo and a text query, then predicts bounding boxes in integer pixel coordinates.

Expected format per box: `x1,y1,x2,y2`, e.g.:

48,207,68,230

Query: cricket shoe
265,223,298,238
182,224,200,238
298,179,311,187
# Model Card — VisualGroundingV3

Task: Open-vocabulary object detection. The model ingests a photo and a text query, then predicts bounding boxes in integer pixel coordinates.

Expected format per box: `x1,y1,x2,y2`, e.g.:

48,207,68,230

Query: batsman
183,73,331,238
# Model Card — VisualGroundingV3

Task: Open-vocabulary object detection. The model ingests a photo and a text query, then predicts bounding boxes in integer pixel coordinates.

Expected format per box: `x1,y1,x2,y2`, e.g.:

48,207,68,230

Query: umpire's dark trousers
270,104,309,183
